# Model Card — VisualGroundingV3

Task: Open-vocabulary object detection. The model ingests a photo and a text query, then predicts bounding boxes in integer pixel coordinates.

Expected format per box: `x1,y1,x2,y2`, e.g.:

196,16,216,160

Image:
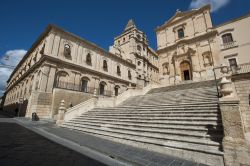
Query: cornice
6,55,136,94
45,55,135,85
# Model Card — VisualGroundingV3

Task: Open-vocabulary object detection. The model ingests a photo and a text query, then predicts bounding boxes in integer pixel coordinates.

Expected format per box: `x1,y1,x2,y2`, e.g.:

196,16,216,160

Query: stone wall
26,92,53,119
51,88,93,115
233,73,250,133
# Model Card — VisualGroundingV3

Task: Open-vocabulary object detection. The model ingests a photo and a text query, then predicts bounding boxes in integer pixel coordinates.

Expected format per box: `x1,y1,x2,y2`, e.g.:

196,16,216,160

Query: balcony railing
221,41,237,50
54,81,115,97
213,63,250,81
231,63,250,75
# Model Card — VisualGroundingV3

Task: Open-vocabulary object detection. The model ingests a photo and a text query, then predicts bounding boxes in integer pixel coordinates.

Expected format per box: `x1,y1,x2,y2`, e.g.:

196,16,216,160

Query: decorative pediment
156,5,211,32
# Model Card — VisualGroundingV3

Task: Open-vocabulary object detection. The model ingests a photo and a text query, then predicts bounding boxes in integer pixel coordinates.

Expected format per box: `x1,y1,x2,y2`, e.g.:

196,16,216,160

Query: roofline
215,13,250,28
7,24,136,82
7,25,53,83
155,4,211,32
50,25,136,67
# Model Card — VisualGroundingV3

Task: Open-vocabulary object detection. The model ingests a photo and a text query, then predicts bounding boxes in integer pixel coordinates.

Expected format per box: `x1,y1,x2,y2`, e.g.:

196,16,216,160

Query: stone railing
214,63,250,79
55,81,116,97
221,41,237,50
114,83,159,106
231,62,250,75
56,83,159,123
63,98,97,122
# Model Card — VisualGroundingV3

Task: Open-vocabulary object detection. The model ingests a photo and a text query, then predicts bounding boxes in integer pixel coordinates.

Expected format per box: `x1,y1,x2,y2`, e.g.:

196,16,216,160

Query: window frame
103,60,108,71
177,28,185,39
222,33,234,44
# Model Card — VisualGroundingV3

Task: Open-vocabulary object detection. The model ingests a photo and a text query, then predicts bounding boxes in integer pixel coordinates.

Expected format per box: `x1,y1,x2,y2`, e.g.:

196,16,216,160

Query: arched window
103,60,108,71
114,85,120,96
117,66,121,76
86,53,92,65
99,81,107,96
55,71,69,88
128,70,132,80
222,33,233,44
137,61,141,66
64,44,71,58
137,45,142,51
178,28,185,39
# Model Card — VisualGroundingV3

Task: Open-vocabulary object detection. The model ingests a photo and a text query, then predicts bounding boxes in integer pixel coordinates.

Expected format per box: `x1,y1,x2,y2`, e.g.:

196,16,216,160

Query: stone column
46,65,57,92
56,100,66,125
39,65,50,92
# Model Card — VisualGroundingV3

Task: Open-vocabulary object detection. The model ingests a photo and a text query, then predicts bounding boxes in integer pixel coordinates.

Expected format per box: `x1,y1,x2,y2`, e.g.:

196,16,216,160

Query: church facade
156,5,221,85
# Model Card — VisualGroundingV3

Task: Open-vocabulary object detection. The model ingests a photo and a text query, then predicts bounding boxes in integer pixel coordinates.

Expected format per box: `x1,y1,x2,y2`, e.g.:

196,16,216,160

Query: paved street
0,114,106,166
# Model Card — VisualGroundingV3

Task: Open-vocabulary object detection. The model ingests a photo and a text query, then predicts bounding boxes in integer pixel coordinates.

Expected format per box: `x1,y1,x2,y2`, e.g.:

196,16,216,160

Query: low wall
52,88,93,115
26,92,53,119
232,73,250,133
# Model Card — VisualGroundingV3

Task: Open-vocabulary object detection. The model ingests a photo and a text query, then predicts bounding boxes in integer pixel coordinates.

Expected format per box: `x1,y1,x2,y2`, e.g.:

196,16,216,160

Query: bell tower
110,19,158,88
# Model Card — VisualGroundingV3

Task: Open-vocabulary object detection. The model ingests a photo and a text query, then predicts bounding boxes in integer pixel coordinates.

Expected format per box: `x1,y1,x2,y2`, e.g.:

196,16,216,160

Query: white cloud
0,49,27,97
189,0,230,12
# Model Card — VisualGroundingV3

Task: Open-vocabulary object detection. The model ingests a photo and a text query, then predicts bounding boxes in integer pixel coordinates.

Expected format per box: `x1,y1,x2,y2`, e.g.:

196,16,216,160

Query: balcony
231,63,250,75
54,81,113,97
221,41,238,50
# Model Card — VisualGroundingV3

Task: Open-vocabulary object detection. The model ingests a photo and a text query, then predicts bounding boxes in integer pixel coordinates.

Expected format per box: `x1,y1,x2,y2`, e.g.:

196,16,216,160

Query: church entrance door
180,61,192,81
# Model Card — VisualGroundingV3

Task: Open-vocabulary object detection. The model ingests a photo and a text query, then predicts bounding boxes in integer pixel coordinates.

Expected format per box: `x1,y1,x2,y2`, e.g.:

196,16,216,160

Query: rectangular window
229,58,237,68
178,28,185,39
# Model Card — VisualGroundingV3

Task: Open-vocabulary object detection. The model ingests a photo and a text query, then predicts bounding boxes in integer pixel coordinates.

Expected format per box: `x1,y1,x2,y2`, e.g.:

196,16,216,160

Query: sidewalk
11,117,204,166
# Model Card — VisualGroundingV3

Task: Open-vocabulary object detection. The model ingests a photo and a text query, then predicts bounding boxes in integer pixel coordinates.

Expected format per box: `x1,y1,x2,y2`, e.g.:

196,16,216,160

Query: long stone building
3,21,159,118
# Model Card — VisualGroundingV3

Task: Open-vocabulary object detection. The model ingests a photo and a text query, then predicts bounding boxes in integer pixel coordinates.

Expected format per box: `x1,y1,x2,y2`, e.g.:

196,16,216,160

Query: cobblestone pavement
0,112,206,166
0,114,106,166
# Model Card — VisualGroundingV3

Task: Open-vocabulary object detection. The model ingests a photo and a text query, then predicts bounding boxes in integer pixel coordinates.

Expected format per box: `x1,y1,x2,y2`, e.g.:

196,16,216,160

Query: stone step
74,117,222,125
96,103,219,109
92,107,219,112
78,115,221,121
147,89,218,96
62,123,222,146
81,113,220,118
124,95,218,101
61,124,223,156
122,99,218,105
91,109,220,114
65,120,223,140
147,81,217,94
115,101,219,108
87,109,220,114
69,119,222,132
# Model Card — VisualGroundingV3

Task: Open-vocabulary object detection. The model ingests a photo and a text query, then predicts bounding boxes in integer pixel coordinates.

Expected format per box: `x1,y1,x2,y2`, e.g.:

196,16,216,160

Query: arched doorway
114,85,120,96
180,61,192,81
99,81,106,96
81,77,89,92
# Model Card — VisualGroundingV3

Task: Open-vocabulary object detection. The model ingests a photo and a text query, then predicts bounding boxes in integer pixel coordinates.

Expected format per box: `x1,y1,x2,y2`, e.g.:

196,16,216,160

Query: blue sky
0,0,250,96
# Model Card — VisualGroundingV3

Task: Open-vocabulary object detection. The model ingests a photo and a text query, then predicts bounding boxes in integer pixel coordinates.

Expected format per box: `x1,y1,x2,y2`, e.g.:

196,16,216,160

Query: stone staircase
61,80,224,165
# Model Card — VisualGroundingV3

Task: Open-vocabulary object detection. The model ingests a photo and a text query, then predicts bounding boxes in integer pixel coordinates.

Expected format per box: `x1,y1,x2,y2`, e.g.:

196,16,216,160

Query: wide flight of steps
61,80,224,165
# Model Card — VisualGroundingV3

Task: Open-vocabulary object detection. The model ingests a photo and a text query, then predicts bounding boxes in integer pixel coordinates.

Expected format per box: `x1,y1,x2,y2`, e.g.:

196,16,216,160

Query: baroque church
2,4,250,166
